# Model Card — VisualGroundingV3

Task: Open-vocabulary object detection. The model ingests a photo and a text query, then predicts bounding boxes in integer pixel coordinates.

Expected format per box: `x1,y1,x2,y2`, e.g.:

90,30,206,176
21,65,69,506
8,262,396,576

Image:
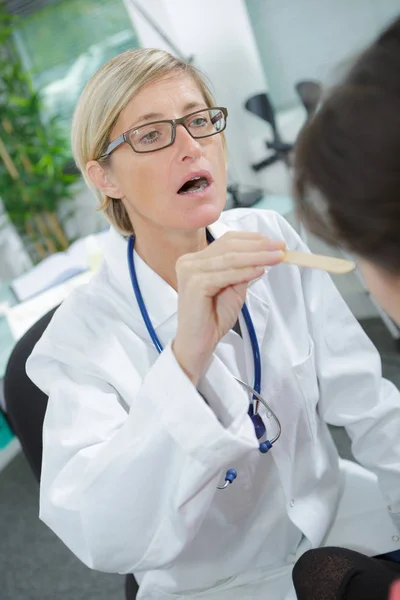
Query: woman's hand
172,232,285,385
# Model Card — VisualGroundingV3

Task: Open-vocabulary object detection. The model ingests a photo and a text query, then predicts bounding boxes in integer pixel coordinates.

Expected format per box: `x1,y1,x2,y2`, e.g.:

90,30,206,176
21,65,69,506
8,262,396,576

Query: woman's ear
86,160,124,199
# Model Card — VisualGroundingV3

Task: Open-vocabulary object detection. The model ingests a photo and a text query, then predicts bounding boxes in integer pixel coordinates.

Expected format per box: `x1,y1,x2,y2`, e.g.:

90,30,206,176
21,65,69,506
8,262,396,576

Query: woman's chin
181,199,225,229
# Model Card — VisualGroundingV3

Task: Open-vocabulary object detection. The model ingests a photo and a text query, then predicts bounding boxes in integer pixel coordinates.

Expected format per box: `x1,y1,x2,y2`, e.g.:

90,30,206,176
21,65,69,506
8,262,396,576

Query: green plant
0,5,80,263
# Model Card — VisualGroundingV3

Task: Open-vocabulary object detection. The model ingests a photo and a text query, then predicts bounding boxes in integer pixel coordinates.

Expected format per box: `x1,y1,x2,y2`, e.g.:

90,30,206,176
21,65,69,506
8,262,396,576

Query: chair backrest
295,80,322,118
4,306,59,482
245,92,279,138
4,305,139,598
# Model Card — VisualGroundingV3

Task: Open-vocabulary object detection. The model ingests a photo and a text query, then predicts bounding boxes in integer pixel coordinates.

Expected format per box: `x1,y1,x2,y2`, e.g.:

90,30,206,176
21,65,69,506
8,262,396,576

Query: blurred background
0,1,400,598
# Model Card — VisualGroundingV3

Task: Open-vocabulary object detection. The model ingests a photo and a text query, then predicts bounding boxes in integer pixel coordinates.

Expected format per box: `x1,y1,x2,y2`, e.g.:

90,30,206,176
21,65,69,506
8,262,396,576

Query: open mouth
177,175,211,195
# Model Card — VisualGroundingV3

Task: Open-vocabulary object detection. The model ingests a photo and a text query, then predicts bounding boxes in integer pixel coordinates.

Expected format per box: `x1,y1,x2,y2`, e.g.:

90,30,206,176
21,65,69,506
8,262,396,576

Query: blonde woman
27,49,400,599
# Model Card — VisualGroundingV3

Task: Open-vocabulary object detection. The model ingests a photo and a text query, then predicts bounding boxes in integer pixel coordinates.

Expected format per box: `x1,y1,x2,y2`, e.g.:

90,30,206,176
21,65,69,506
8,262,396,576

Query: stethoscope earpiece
259,441,273,454
217,469,237,490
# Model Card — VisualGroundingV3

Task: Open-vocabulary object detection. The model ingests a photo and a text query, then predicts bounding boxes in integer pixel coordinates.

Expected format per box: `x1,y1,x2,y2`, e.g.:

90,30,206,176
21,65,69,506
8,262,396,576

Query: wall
123,0,273,188
60,182,108,241
245,0,400,111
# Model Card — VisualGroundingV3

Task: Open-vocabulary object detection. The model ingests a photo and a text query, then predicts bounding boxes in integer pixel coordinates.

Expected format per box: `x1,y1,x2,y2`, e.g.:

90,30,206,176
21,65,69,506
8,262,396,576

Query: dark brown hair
294,16,400,274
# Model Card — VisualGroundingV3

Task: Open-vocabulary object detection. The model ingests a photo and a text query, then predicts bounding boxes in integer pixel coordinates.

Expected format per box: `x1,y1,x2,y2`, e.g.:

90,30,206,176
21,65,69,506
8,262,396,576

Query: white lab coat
26,209,400,600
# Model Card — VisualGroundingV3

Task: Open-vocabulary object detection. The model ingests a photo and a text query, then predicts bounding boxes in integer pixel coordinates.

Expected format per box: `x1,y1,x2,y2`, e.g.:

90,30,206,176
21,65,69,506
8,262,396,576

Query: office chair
4,306,138,599
295,80,322,119
244,92,293,172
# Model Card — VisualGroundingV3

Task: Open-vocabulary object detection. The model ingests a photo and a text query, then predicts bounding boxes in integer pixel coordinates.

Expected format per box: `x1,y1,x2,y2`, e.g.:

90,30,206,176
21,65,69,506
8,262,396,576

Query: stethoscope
127,231,281,490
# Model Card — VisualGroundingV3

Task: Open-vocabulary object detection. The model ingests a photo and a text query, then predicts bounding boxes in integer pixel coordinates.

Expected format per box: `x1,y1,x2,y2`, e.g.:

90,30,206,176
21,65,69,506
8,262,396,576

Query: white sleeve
274,213,400,528
26,341,257,574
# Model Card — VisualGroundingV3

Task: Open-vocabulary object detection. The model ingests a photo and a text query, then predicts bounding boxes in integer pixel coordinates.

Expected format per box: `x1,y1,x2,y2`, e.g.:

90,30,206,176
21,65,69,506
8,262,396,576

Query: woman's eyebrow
129,102,207,129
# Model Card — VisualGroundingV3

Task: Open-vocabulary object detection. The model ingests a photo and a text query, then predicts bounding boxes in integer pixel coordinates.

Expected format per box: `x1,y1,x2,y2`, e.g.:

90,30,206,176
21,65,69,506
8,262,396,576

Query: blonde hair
71,48,221,235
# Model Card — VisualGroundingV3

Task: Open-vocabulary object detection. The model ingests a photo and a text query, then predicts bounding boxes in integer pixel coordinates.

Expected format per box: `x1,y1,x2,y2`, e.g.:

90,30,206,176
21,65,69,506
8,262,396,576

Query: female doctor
26,48,400,600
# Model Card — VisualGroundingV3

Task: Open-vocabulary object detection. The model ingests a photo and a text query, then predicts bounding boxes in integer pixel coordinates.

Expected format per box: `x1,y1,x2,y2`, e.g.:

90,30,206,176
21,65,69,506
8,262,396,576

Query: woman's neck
133,225,208,290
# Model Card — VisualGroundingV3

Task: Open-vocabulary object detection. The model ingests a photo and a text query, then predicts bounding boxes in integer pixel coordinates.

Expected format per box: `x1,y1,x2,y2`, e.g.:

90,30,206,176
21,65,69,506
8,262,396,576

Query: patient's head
293,16,400,324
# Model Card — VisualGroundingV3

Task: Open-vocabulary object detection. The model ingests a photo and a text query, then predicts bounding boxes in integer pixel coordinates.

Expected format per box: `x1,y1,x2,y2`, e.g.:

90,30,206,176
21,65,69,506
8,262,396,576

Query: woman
26,48,400,599
292,15,400,600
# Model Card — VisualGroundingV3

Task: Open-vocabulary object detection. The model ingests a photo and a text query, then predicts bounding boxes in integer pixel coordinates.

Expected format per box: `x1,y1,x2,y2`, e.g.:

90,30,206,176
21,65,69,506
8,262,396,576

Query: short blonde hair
71,48,221,235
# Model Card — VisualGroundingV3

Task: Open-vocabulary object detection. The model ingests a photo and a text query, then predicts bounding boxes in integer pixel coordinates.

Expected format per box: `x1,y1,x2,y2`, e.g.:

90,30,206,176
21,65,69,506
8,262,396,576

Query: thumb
389,580,400,600
231,282,249,300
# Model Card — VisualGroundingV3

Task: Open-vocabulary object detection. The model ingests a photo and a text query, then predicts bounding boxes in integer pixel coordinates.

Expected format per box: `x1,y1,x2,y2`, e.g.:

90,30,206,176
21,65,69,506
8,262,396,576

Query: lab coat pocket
292,337,319,444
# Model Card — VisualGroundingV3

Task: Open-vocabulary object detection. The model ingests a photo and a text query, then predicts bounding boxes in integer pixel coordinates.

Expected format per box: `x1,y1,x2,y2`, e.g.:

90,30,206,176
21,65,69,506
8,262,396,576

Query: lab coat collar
208,219,271,386
103,227,178,333
208,219,271,292
103,219,270,347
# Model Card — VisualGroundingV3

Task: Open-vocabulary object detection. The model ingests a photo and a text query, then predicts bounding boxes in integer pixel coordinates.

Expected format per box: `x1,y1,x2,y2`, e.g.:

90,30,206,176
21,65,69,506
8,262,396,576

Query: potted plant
0,4,80,264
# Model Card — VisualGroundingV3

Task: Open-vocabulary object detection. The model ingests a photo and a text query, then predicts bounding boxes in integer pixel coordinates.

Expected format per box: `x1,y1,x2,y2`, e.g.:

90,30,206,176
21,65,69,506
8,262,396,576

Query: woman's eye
141,130,160,144
190,117,207,127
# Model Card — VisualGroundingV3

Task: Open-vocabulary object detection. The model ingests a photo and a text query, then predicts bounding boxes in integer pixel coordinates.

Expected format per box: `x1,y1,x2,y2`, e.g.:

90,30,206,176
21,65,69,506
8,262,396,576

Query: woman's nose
175,124,202,161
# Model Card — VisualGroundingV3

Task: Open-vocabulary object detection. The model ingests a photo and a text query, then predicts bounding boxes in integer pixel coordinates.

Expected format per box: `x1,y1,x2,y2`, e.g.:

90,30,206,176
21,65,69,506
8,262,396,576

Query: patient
292,15,400,600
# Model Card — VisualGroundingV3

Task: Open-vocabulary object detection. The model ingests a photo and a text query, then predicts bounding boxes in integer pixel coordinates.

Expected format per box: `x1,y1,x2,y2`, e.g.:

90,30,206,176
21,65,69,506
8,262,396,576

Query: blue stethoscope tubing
127,232,281,489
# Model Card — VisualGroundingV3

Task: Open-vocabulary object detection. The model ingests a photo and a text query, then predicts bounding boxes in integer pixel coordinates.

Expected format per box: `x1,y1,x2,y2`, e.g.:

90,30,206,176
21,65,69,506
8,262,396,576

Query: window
14,0,140,134
245,0,400,111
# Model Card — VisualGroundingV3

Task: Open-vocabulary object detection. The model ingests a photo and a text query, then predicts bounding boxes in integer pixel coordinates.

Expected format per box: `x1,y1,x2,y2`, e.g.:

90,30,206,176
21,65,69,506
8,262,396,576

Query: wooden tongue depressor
283,250,355,274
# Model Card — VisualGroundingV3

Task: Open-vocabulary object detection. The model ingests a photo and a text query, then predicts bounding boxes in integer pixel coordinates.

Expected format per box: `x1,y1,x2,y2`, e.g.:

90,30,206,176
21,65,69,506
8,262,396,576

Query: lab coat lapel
243,284,295,496
134,251,179,348
240,286,270,390
209,218,271,384
208,218,273,387
103,227,178,347
133,252,178,328
103,219,271,355
230,243,295,497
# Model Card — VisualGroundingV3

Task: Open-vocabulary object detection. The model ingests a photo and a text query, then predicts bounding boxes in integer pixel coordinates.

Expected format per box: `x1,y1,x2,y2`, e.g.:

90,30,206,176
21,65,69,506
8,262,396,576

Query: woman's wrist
172,338,211,387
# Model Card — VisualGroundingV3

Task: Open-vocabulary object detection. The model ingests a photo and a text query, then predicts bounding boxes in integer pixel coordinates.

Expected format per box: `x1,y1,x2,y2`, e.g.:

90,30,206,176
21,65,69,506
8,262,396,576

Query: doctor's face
99,73,227,233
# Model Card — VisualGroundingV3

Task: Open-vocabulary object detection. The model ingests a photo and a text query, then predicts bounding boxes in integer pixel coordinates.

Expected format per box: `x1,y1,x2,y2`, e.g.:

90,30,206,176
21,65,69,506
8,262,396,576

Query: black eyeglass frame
99,106,228,159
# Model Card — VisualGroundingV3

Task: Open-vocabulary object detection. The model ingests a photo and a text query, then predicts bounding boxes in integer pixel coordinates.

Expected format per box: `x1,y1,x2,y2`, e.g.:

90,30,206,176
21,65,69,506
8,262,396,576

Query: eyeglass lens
128,108,225,153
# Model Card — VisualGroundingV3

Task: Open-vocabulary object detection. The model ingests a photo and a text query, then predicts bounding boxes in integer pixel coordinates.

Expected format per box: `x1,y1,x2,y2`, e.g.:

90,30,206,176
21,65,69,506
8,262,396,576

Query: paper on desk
10,230,108,302
5,271,93,341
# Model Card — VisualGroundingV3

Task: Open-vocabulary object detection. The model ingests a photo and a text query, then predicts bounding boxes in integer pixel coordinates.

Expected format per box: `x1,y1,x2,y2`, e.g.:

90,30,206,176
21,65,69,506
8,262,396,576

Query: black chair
244,92,293,172
295,80,322,119
4,305,138,599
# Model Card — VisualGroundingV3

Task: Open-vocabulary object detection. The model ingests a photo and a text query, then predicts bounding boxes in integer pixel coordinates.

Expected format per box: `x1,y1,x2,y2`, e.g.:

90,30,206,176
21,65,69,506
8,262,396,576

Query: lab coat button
290,499,295,508
392,535,399,542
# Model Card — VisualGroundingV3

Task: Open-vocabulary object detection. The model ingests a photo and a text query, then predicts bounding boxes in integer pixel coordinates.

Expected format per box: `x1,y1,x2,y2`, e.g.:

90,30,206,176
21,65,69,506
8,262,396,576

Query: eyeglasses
100,107,228,159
